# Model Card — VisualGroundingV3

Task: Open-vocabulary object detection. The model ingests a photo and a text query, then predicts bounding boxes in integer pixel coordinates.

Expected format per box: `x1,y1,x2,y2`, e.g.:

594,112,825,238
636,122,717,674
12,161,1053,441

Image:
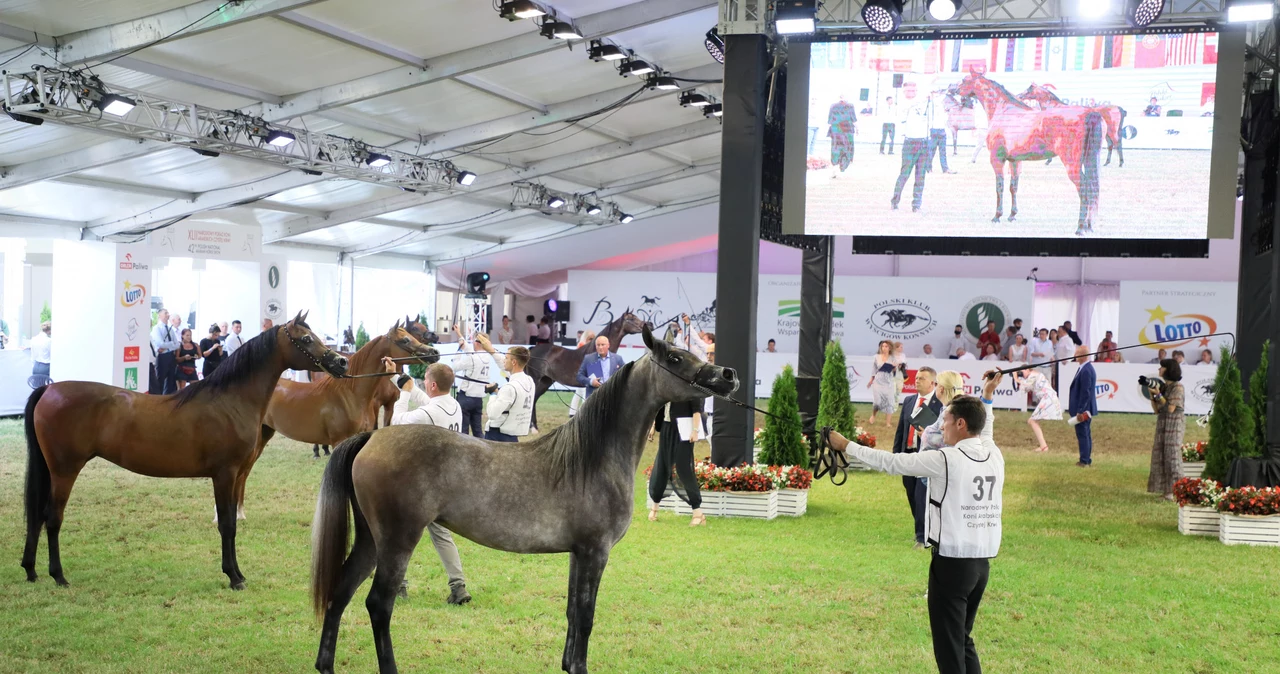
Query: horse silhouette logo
881,309,920,329
867,300,936,339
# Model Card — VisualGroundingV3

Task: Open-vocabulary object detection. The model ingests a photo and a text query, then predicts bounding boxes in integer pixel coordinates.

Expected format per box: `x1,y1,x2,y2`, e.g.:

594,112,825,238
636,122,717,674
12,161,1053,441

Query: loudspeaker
892,74,904,88
554,300,571,321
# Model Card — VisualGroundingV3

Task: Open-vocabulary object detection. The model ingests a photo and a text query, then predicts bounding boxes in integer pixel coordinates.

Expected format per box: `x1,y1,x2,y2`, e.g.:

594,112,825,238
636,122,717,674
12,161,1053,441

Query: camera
1137,375,1150,388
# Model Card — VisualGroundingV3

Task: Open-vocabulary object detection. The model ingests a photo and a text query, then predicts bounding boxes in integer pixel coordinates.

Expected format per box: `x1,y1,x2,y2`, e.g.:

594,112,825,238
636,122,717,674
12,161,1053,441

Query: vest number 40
972,475,996,501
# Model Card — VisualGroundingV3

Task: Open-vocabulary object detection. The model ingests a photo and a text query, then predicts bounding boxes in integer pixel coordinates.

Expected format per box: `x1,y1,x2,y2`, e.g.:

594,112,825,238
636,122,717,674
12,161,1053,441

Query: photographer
1145,360,1185,500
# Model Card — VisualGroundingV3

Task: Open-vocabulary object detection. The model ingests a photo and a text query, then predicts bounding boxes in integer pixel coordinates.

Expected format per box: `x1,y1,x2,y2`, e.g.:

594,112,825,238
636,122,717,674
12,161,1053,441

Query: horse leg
315,500,378,674
324,445,331,456
213,471,246,590
565,546,610,674
223,426,273,523
1009,161,1021,221
46,465,85,586
990,159,1005,223
313,444,321,459
562,553,582,672
366,528,425,674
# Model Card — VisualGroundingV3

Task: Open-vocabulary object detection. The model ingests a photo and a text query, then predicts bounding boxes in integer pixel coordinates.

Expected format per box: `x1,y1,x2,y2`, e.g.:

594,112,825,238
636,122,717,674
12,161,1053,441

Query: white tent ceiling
0,0,724,265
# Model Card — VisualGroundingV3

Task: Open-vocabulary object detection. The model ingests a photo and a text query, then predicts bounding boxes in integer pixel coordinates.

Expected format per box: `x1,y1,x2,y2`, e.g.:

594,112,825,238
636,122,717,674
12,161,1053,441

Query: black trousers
880,123,896,153
457,393,484,438
892,138,929,210
904,475,926,543
927,128,950,171
155,352,177,395
928,553,990,674
648,419,701,509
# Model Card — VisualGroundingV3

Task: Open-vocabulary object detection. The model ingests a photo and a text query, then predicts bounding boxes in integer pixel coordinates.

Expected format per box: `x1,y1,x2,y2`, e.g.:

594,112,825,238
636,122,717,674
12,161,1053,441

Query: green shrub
817,341,856,437
355,322,369,350
40,301,51,324
1204,346,1258,481
757,364,808,468
1248,340,1269,448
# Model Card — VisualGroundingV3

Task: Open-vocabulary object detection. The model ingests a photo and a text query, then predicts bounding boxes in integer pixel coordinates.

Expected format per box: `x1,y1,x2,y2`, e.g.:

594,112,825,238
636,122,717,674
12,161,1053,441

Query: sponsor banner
567,271,1033,358
152,222,261,262
261,258,287,325
114,245,153,390
1056,361,1215,415
1119,281,1236,359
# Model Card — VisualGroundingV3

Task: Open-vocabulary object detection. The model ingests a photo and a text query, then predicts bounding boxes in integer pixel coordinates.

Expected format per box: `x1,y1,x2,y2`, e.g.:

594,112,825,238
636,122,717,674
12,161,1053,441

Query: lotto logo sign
123,346,140,362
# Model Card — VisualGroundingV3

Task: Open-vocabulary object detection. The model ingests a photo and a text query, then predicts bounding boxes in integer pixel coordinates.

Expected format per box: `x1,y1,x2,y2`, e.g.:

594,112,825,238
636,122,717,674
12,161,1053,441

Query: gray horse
310,326,738,674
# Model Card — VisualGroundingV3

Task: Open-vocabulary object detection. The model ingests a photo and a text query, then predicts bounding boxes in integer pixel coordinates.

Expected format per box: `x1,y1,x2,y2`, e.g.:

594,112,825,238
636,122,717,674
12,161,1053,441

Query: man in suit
576,335,626,399
1068,346,1097,467
892,366,943,548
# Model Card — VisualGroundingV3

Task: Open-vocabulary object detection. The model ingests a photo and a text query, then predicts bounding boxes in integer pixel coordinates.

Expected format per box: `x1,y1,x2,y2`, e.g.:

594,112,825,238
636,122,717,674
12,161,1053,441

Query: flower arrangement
692,462,813,493
1215,486,1280,517
1181,441,1207,462
753,428,763,443
855,426,876,448
807,157,832,170
1172,477,1223,508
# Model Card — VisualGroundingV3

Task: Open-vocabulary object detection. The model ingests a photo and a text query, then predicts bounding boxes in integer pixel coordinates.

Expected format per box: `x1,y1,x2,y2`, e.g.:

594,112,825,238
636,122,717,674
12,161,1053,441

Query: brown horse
1018,83,1126,167
22,312,346,590
953,70,1104,235
525,310,648,429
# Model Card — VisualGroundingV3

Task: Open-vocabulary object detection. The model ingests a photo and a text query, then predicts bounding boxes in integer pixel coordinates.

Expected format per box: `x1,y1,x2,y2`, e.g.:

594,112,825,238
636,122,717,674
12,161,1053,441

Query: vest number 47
972,475,996,501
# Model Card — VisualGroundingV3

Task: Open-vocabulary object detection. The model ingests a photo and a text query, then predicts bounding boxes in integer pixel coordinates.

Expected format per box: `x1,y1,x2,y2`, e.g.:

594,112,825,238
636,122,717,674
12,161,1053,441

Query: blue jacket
892,392,945,454
576,352,626,398
1068,362,1098,417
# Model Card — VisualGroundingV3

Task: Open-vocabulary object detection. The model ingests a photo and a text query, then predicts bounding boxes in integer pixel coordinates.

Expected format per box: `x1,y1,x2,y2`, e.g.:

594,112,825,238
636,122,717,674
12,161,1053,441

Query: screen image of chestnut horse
1018,83,1127,167
953,70,1104,235
524,310,648,429
310,326,739,674
22,312,347,590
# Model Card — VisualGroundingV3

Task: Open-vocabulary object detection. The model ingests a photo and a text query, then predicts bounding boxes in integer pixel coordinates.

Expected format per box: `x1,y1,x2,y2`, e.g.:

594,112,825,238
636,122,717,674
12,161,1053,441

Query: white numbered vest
926,437,1004,558
494,371,535,436
455,352,492,398
421,395,463,433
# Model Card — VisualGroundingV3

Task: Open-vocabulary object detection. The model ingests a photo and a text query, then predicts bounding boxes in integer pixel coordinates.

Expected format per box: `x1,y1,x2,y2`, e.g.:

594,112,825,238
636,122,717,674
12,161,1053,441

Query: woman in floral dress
1017,369,1062,452
867,340,897,430
1147,359,1185,499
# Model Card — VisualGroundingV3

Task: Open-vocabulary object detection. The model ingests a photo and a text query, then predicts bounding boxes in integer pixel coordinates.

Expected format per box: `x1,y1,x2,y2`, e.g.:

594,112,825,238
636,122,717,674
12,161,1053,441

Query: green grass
0,400,1276,673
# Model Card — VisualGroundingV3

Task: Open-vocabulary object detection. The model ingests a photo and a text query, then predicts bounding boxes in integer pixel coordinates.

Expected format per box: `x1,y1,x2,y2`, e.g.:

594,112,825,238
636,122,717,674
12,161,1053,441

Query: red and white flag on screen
1203,33,1218,64
1165,33,1203,66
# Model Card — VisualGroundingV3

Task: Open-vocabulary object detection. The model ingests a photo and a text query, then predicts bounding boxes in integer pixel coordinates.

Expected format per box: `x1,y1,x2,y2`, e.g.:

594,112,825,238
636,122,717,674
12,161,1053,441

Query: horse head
388,320,440,365
282,311,349,376
621,311,648,335
404,314,440,345
641,324,737,401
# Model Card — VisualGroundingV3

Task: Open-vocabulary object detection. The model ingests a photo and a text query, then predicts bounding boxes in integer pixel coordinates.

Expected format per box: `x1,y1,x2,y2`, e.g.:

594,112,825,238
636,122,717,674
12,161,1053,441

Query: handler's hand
381,356,396,373
981,370,1002,399
475,333,494,353
827,430,850,452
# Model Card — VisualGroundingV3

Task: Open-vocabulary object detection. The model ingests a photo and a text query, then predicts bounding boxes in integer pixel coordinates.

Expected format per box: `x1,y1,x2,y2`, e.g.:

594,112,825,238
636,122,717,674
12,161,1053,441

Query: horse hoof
991,216,1002,223
1009,214,1017,222
230,580,247,591
52,575,69,587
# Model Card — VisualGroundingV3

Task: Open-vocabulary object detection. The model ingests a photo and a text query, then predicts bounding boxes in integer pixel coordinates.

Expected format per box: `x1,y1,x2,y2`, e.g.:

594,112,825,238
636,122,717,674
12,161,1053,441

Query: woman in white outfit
892,341,907,405
867,340,897,429
1016,368,1062,452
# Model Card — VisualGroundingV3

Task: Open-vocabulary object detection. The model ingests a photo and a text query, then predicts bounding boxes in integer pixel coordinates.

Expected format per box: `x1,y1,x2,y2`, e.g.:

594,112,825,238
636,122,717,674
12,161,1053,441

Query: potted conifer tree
818,341,865,469
757,364,811,516
1203,346,1257,483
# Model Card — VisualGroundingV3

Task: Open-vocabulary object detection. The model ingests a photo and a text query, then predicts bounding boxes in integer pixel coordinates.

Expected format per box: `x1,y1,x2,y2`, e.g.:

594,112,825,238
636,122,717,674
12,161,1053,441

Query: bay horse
1018,83,1126,167
525,310,648,429
310,325,737,673
22,312,347,590
953,70,1104,235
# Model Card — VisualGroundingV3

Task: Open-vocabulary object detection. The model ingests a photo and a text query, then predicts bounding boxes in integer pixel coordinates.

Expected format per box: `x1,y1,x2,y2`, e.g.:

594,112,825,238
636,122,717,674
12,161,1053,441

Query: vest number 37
971,475,996,501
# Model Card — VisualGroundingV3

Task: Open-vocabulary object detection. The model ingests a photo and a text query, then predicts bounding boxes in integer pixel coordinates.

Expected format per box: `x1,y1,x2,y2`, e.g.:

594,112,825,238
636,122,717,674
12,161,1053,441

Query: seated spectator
1197,349,1214,365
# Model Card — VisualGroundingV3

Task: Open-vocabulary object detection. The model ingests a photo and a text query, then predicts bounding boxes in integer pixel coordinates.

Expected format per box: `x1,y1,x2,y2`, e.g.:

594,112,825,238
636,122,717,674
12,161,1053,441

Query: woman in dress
1146,359,1185,500
1016,369,1062,452
981,343,1001,361
891,341,907,405
175,328,200,389
867,340,897,429
648,398,706,526
1007,334,1028,362
199,324,225,378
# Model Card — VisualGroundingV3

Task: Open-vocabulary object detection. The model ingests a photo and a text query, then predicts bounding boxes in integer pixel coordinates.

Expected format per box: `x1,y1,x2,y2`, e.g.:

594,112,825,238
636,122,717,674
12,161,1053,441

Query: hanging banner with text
151,222,262,262
1119,281,1237,360
1056,362,1216,415
114,244,153,391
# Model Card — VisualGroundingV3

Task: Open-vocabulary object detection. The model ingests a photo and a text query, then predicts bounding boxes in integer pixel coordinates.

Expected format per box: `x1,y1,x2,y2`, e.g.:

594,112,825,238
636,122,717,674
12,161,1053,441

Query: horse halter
645,351,774,421
286,328,345,377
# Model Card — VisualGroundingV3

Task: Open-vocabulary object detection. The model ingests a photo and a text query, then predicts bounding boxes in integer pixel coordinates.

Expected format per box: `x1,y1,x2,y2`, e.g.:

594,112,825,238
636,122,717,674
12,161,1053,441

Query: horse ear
642,324,655,351
292,310,304,324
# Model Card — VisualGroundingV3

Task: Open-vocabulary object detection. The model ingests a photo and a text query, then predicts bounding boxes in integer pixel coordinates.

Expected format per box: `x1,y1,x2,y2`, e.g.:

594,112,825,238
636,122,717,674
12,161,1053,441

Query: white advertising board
1057,361,1216,415
1119,281,1236,361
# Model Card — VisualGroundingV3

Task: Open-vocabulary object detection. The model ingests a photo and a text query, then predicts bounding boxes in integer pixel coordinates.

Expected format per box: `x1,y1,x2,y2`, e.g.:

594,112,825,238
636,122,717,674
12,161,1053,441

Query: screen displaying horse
803,32,1220,240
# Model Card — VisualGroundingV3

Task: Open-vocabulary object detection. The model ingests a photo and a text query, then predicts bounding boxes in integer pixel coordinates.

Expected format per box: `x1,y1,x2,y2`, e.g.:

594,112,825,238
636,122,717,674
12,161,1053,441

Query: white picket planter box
1218,514,1280,546
647,489,779,520
776,488,808,517
752,445,761,463
1182,462,1205,479
1177,506,1219,536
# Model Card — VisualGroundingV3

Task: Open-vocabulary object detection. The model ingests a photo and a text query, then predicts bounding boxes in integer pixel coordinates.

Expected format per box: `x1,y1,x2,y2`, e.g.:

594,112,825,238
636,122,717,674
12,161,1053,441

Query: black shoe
1075,461,1092,468
447,584,472,605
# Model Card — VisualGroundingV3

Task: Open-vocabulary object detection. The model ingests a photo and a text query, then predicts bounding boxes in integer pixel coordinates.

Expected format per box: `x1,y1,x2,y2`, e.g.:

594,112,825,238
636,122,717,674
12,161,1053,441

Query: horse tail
24,386,51,536
311,431,373,620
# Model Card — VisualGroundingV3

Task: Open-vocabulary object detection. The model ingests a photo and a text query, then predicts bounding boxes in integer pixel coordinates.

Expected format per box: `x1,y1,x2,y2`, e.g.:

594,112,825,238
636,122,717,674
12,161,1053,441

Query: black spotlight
4,107,44,126
775,0,818,34
862,0,904,35
467,271,491,295
704,27,725,64
1124,0,1165,27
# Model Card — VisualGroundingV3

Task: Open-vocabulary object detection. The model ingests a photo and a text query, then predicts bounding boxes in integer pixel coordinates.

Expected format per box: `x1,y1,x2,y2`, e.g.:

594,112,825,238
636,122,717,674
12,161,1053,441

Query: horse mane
532,358,639,485
982,76,1034,110
346,335,387,373
171,323,286,407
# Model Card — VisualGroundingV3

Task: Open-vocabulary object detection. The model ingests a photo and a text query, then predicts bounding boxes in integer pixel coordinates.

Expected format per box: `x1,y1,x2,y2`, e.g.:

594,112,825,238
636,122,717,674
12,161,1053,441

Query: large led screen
804,32,1222,240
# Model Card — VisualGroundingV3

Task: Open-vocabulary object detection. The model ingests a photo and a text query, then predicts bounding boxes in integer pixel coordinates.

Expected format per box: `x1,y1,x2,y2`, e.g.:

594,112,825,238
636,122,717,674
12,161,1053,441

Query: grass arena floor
1,398,1277,673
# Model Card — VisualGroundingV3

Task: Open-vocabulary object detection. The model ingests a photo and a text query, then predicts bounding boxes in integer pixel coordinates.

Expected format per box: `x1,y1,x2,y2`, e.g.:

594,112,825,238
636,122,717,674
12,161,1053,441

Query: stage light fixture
586,204,603,215
499,0,545,20
928,0,963,20
1123,0,1164,27
703,103,723,117
619,213,635,224
547,195,566,208
191,147,220,158
3,107,44,126
680,91,711,107
467,271,490,294
457,170,477,186
704,28,725,64
775,0,818,34
1228,0,1273,21
301,168,323,176
861,0,903,34
365,152,392,167
96,93,136,117
265,129,296,147
649,75,680,90
589,40,626,61
620,58,655,76
541,19,581,40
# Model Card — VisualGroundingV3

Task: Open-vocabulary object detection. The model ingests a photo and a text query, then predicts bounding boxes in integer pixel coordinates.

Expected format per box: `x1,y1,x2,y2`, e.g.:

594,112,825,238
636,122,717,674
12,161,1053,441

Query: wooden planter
1218,514,1280,547
1177,505,1219,536
647,489,779,520
776,488,808,517
1182,461,1205,479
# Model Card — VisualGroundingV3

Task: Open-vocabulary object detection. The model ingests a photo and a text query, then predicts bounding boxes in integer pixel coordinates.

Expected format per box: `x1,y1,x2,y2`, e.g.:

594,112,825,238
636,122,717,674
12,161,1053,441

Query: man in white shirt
891,81,932,213
1028,328,1053,372
537,317,553,343
827,377,1004,674
921,343,935,358
29,321,52,379
525,315,538,345
947,324,967,359
451,327,491,438
676,314,712,361
223,320,246,357
956,348,976,361
475,334,534,442
381,359,472,605
150,308,180,394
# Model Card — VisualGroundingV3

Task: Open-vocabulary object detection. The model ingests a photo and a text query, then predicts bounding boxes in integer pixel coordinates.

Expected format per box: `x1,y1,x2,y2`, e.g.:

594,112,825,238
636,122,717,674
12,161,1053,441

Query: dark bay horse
525,310,648,429
1018,83,1126,167
310,326,737,674
954,70,1104,235
23,312,346,590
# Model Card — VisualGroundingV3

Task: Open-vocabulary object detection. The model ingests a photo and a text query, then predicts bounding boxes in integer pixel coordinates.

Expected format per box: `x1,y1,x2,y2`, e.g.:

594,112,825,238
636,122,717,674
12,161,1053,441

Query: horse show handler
382,358,472,605
827,372,1005,674
451,326,491,439
474,334,534,442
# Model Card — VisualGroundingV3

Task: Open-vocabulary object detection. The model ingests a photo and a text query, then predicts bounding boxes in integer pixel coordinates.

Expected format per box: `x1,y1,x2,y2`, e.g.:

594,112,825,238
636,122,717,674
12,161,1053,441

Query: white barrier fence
1057,362,1216,415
